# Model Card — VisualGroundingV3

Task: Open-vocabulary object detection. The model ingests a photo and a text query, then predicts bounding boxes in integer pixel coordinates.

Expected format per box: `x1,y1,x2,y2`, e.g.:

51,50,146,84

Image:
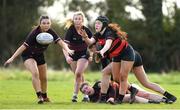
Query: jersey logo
73,37,77,40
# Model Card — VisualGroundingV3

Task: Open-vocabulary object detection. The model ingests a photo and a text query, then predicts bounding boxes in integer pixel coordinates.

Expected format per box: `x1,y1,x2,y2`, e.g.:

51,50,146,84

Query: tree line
0,0,179,72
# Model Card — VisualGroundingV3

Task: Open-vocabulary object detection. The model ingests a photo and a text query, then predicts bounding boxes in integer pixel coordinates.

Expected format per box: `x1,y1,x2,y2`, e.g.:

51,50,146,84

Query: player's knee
32,71,39,79
102,70,108,77
113,77,119,83
41,77,47,83
120,73,128,82
75,72,82,79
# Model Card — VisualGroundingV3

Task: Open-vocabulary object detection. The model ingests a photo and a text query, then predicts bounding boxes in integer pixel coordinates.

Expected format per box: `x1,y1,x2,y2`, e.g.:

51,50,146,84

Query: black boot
42,93,50,102
36,92,43,104
115,94,124,104
164,91,177,102
162,97,173,104
128,86,138,104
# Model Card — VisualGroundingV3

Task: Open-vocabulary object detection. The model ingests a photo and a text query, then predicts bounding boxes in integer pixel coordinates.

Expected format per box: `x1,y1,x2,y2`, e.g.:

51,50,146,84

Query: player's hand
66,56,73,64
95,51,103,58
99,50,104,57
78,29,88,39
67,49,74,56
94,53,101,63
4,57,14,68
89,45,97,53
88,56,93,62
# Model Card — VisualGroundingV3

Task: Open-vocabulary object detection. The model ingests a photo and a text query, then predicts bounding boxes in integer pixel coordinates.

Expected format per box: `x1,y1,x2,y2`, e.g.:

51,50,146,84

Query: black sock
164,91,175,98
163,91,172,98
128,86,134,93
42,93,47,98
117,94,124,101
36,91,42,98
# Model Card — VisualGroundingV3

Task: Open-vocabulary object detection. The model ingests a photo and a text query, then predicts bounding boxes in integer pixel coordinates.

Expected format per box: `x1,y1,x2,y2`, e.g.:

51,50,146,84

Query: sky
44,0,180,23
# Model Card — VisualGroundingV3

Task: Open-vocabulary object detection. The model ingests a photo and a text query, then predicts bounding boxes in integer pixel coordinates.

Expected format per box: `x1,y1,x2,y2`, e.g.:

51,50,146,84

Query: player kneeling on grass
4,15,74,104
80,81,168,104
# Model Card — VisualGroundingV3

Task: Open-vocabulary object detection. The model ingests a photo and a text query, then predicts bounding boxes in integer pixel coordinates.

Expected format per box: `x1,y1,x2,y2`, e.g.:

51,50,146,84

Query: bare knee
32,71,39,80
113,77,119,83
75,72,82,80
102,70,109,77
120,73,128,82
40,77,47,83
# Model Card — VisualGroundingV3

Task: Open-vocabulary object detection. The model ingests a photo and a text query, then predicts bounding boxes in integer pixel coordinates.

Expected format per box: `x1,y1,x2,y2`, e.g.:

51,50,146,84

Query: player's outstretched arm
4,44,26,67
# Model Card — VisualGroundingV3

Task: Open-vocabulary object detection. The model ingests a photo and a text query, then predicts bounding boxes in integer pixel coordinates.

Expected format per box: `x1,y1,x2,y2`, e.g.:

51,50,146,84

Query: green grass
0,68,180,109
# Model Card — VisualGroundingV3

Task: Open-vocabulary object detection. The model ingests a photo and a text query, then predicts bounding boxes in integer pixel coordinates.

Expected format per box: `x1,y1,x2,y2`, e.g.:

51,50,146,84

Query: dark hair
108,23,127,40
80,82,89,93
39,15,50,24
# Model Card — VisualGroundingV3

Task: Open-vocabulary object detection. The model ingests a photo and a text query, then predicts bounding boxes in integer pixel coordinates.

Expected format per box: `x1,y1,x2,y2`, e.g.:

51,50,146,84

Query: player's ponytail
64,19,73,29
108,23,127,40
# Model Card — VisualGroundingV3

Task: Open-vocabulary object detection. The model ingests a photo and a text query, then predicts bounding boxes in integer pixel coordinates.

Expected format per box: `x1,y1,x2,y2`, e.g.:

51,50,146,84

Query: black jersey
64,25,92,51
22,26,61,55
89,81,116,102
94,28,128,58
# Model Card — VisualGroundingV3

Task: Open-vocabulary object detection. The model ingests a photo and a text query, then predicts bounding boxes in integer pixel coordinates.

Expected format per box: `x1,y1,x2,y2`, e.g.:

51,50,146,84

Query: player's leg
24,58,43,104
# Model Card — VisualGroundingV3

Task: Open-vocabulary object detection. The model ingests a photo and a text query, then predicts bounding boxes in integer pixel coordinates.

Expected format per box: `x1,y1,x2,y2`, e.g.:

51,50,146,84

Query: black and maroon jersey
22,26,61,56
64,25,92,52
93,27,128,58
89,81,117,102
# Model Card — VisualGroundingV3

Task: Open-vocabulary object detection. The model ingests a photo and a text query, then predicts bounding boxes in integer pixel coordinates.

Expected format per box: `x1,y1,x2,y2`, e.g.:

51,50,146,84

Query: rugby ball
36,32,54,45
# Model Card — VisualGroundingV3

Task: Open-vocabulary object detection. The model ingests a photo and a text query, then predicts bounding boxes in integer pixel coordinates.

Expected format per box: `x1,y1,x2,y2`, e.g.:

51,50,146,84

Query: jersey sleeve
93,81,101,89
105,29,115,40
93,33,100,42
85,27,93,38
64,27,73,44
23,29,36,47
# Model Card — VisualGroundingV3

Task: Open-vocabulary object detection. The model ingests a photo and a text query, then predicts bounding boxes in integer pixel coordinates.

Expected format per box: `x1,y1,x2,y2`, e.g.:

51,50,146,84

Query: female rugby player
63,11,93,102
79,16,135,103
80,81,163,104
88,26,177,104
4,15,74,104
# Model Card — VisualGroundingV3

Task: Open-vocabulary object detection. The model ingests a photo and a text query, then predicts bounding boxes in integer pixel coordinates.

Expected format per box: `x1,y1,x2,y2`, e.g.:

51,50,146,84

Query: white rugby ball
36,32,54,45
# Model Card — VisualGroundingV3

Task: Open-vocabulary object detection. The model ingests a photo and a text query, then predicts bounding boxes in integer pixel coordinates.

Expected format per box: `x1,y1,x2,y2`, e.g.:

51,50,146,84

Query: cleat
129,87,138,104
43,97,50,102
82,97,89,102
167,95,177,102
164,92,177,102
72,95,77,102
114,99,122,104
38,96,44,104
107,100,116,105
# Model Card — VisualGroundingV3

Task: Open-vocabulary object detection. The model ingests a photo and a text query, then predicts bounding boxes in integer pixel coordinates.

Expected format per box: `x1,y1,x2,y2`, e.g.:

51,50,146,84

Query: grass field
0,68,180,109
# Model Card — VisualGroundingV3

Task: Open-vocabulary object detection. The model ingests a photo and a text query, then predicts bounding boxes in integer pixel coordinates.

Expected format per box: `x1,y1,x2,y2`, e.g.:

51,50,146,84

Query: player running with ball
4,15,74,104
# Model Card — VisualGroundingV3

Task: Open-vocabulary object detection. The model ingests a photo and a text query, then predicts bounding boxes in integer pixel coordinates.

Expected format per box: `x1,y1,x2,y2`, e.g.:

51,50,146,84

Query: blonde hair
108,23,127,40
64,11,85,29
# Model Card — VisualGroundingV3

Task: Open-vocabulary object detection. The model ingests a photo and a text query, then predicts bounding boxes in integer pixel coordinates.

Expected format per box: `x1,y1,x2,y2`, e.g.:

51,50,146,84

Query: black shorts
70,50,89,61
101,58,111,69
112,45,135,62
133,51,143,67
21,53,45,65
